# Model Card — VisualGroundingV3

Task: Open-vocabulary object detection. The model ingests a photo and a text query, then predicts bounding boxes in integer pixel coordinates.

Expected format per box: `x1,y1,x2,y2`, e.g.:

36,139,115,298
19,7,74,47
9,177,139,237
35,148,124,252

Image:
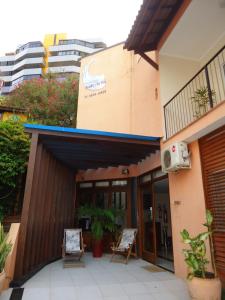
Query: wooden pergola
13,124,160,284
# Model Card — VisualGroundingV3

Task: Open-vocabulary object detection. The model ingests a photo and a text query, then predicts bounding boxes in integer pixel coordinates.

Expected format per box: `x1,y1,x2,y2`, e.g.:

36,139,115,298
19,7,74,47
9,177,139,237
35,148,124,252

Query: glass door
141,186,156,262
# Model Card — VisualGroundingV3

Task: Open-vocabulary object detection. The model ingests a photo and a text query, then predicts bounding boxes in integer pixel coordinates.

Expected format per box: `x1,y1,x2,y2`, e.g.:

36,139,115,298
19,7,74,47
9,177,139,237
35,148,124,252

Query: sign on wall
82,60,106,98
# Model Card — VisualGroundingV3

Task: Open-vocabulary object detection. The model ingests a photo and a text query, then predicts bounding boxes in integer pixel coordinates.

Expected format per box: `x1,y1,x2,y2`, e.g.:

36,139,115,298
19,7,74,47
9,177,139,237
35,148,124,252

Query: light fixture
121,168,129,175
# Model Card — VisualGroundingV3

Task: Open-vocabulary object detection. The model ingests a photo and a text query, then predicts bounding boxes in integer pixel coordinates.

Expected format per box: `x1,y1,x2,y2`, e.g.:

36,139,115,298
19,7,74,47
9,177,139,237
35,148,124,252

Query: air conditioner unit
161,142,191,172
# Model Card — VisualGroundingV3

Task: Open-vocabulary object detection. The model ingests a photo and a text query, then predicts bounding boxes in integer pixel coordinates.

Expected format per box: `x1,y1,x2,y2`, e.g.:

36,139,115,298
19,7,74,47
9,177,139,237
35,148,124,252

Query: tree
0,120,30,215
0,96,5,105
3,75,79,127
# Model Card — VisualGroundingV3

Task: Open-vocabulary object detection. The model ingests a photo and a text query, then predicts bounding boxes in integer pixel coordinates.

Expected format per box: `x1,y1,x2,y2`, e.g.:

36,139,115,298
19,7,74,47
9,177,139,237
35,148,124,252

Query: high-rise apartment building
0,33,106,95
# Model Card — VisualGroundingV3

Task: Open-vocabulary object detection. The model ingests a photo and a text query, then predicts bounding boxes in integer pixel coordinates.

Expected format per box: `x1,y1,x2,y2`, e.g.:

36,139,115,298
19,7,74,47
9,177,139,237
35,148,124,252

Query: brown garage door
200,125,225,285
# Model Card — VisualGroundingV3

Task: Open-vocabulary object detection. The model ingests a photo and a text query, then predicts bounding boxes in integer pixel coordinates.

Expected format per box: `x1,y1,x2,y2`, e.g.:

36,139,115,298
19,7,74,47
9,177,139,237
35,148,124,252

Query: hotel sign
82,61,106,98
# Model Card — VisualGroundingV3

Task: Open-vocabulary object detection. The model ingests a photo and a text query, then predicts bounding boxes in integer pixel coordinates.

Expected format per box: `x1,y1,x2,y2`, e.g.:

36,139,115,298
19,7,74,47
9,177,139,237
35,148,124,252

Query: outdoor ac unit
161,142,191,172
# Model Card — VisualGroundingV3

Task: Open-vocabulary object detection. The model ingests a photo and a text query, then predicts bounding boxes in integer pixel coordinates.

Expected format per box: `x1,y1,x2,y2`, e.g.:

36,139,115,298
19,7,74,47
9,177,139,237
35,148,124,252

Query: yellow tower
42,33,67,75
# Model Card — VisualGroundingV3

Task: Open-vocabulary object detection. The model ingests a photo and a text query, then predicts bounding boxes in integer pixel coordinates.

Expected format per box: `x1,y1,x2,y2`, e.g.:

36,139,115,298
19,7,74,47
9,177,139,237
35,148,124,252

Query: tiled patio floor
1,253,191,300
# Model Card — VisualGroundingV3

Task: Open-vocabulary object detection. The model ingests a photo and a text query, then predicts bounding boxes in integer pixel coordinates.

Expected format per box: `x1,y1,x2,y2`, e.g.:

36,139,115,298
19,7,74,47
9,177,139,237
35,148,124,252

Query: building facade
0,33,106,95
77,0,225,284
6,0,225,289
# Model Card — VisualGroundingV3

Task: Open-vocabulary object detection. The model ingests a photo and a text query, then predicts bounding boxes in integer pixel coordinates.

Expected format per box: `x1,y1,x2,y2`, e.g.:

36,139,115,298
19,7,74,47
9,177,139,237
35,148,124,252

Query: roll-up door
200,125,225,285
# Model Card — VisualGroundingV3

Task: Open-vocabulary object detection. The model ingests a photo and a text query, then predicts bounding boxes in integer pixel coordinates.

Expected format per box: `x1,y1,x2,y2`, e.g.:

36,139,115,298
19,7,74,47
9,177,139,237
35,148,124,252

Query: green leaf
187,273,194,280
180,229,191,243
206,210,213,226
198,232,210,241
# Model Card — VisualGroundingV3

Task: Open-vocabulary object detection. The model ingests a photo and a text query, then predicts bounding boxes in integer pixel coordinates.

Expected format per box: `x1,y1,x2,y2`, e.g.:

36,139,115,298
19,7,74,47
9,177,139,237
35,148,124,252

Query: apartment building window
2,71,13,76
12,74,40,86
0,61,14,66
3,82,11,87
58,39,95,48
58,50,80,56
16,41,42,54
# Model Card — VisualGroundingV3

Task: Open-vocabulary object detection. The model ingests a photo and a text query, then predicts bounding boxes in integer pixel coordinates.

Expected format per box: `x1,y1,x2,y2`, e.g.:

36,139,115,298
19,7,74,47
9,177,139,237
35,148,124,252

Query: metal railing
163,45,225,139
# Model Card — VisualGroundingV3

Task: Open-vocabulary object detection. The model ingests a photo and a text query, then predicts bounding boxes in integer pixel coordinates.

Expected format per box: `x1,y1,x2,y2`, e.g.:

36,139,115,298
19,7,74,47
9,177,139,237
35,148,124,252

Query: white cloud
0,0,142,55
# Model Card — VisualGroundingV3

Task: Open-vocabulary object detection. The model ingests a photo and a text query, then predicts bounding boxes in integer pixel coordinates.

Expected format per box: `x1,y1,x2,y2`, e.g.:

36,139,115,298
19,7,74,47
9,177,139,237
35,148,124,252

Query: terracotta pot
92,240,103,257
0,270,6,293
187,276,221,300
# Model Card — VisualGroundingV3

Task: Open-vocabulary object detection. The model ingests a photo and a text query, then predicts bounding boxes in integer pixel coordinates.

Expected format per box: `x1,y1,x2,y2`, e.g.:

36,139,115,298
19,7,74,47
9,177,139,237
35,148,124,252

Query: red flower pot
92,239,103,257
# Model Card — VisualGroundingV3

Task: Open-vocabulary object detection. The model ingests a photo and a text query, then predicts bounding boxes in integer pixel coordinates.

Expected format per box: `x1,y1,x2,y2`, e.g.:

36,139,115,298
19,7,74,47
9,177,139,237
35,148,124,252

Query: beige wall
77,43,162,137
166,141,212,278
160,34,225,107
159,55,200,105
200,32,225,67
131,53,162,136
160,101,225,278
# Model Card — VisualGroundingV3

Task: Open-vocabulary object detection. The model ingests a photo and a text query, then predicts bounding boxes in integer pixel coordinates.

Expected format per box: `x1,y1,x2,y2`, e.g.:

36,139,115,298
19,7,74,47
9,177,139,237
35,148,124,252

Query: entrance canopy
15,124,160,283
25,124,160,170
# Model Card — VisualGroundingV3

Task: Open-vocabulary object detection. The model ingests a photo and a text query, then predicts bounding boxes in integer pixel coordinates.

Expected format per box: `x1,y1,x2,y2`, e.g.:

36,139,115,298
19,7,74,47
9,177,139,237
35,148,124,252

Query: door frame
137,168,168,263
76,178,132,226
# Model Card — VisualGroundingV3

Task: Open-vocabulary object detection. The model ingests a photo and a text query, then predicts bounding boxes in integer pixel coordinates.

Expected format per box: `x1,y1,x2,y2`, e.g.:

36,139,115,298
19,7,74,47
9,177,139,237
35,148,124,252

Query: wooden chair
62,229,85,267
110,228,138,264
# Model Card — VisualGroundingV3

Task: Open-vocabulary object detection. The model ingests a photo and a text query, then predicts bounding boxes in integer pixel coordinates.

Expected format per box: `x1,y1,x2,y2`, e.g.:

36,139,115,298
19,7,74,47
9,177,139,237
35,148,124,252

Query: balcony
1,68,42,83
163,45,225,139
0,57,45,73
47,65,80,74
0,85,15,94
49,44,98,54
48,55,81,67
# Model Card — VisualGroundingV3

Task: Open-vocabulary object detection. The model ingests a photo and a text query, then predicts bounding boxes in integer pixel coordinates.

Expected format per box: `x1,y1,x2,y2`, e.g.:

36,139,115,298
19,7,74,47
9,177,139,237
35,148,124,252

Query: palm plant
78,205,117,241
180,210,216,280
0,223,12,273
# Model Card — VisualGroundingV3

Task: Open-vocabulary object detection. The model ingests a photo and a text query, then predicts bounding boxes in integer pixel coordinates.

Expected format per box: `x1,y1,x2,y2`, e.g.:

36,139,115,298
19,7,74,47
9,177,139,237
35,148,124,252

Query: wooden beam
139,0,166,49
14,133,39,279
39,136,160,150
137,52,159,70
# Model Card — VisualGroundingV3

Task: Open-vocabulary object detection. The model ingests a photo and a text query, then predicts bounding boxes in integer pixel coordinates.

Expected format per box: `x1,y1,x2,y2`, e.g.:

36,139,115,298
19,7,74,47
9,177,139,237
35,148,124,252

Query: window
112,180,127,186
152,169,166,179
3,81,11,87
58,50,80,56
112,192,127,210
141,174,151,183
112,191,127,227
0,61,14,66
79,182,93,188
95,181,109,187
95,192,108,209
58,39,95,48
16,41,42,54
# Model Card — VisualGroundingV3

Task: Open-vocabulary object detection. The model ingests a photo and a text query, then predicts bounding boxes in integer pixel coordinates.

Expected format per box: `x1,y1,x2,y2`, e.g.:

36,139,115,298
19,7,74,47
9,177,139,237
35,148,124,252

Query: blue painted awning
24,123,160,143
24,124,160,170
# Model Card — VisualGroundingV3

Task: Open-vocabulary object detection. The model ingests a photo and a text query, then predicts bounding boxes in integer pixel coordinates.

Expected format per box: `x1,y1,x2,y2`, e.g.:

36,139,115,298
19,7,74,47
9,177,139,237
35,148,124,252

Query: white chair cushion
65,229,81,253
119,229,137,250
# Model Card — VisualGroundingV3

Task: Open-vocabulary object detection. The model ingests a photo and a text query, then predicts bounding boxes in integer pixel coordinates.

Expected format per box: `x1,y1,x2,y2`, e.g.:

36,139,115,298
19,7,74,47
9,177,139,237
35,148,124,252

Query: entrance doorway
139,170,174,272
154,178,174,271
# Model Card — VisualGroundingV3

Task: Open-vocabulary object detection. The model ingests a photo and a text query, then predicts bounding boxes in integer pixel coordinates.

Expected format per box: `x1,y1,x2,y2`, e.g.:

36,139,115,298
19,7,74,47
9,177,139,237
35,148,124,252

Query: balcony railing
163,45,225,139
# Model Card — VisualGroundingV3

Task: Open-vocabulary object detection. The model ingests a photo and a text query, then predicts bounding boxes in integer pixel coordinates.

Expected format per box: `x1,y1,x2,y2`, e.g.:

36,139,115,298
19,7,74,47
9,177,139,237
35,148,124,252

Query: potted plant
0,223,12,293
78,205,116,257
191,86,216,119
180,210,221,300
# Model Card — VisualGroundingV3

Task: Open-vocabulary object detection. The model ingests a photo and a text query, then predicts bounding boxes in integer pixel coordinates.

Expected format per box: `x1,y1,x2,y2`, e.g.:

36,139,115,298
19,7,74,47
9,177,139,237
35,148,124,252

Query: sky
0,0,143,56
